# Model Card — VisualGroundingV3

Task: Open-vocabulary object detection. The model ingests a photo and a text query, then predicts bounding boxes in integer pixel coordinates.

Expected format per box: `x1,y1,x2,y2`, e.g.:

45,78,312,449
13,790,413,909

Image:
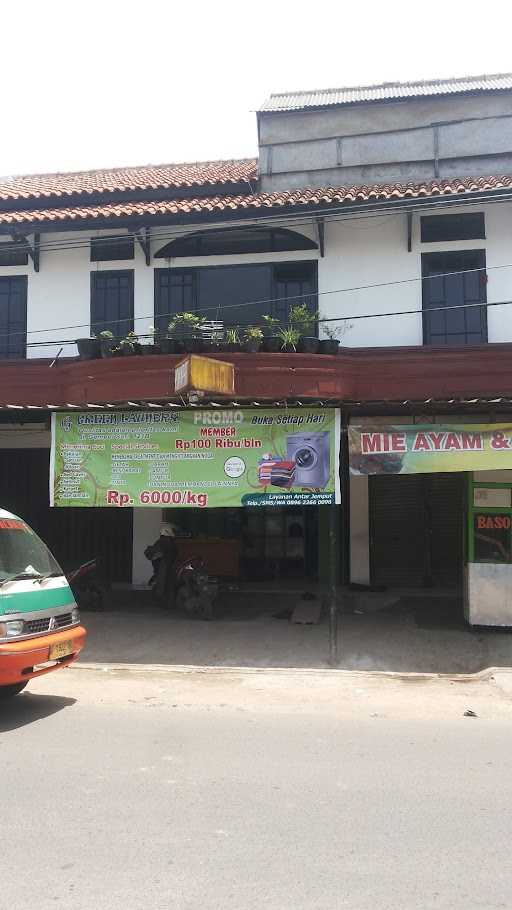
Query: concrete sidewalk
78,590,512,674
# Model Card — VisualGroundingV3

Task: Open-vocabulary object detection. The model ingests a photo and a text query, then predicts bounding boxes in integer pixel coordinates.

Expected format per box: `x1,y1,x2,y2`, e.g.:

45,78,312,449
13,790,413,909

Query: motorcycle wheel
176,585,213,620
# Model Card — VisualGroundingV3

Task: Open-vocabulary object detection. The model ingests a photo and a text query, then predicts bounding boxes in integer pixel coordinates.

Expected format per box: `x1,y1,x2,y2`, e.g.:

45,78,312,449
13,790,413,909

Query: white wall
320,201,512,347
1,201,512,359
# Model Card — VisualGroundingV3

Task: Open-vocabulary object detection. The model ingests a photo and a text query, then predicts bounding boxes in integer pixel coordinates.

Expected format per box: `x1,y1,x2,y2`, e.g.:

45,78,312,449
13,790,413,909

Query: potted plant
278,326,301,353
319,324,341,355
209,330,225,353
119,331,142,356
139,326,160,355
243,326,263,353
75,335,101,360
289,304,319,354
168,312,205,353
98,330,115,358
261,315,281,352
225,327,241,353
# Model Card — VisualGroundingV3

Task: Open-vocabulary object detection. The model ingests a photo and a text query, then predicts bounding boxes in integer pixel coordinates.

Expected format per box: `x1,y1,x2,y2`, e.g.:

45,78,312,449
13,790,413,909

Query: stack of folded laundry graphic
258,456,296,488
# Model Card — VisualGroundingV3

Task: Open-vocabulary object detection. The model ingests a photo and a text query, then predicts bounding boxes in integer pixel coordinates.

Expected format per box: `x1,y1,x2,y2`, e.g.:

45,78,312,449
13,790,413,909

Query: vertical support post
328,502,339,666
406,212,413,253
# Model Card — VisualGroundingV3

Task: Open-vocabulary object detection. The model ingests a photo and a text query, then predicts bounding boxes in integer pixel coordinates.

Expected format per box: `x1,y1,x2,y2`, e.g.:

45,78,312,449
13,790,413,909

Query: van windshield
0,518,62,583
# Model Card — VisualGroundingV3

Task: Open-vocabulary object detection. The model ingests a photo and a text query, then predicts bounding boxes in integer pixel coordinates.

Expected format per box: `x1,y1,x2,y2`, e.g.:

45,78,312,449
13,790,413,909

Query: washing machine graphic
286,431,331,488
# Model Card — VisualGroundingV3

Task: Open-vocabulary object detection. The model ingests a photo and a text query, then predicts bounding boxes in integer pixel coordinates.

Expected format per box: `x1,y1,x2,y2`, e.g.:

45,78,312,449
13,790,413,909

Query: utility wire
21,296,512,349
3,186,512,257
0,262,499,342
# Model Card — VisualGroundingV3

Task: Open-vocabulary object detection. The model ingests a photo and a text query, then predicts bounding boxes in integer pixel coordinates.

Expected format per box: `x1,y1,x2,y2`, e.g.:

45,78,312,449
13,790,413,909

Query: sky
2,0,512,177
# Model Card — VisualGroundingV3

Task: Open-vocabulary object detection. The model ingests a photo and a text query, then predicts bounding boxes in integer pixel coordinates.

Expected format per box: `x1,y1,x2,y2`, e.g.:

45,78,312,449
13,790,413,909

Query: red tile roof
0,158,257,202
1,175,511,227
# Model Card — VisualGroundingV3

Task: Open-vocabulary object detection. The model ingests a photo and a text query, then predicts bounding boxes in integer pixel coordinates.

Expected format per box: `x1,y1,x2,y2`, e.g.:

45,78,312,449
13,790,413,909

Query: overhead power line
0,262,500,343
20,297,512,351
2,185,512,257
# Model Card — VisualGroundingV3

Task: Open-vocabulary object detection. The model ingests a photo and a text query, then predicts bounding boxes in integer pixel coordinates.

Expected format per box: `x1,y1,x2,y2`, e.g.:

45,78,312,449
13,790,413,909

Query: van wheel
0,683,27,699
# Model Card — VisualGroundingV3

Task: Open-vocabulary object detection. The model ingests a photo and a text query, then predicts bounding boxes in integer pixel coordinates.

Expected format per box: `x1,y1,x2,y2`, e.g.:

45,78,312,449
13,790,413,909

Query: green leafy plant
120,330,138,346
243,326,263,341
262,315,280,338
322,318,352,341
168,312,204,337
278,326,301,351
289,304,316,331
98,329,114,339
226,327,241,344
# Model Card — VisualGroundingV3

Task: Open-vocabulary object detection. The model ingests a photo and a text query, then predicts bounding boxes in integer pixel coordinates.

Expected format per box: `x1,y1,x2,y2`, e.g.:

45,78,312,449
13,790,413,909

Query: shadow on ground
0,693,76,733
75,588,512,674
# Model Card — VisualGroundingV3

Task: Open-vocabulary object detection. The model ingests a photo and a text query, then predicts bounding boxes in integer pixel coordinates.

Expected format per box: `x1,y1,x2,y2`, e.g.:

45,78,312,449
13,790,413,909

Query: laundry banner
349,424,512,475
50,409,341,508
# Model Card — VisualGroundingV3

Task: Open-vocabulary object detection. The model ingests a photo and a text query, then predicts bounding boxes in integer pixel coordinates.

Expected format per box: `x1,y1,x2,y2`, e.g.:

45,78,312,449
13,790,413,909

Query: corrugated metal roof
259,73,512,112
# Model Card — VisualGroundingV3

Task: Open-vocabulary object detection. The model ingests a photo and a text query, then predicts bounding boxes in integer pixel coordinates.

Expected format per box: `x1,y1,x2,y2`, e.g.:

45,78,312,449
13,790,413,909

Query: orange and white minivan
0,509,86,699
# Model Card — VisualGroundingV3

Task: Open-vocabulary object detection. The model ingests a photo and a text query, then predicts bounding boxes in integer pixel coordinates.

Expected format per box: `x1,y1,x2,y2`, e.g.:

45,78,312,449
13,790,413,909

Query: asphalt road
2,666,512,910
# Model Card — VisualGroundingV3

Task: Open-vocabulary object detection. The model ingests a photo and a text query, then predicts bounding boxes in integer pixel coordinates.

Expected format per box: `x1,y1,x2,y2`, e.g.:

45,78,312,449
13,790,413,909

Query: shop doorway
0,447,133,583
369,472,465,588
165,506,319,582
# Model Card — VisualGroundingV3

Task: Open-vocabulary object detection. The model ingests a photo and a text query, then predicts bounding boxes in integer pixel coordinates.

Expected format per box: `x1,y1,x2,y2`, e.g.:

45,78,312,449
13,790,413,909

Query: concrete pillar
350,475,370,584
132,508,162,587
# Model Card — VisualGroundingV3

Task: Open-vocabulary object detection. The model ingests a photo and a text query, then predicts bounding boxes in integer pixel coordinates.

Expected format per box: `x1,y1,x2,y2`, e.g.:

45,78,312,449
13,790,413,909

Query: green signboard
349,424,512,475
50,409,341,508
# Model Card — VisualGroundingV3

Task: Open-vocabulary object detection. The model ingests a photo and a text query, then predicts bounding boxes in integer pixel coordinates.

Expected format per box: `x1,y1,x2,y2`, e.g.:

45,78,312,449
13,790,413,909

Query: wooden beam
10,232,40,271
316,217,325,258
136,227,151,266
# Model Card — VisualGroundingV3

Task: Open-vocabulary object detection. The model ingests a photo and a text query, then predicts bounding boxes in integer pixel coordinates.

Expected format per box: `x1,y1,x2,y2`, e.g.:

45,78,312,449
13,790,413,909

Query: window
90,270,134,338
420,213,485,243
90,235,134,262
154,270,196,335
154,262,318,330
0,243,28,267
422,250,487,346
0,276,27,359
273,263,317,324
154,227,318,258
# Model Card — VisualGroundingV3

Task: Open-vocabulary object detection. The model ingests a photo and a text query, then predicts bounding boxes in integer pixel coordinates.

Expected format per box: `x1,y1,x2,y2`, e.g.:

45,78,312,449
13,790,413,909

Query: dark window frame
90,235,135,263
154,227,318,259
422,249,488,346
154,260,318,330
420,213,486,243
0,275,27,359
90,269,134,339
0,243,29,267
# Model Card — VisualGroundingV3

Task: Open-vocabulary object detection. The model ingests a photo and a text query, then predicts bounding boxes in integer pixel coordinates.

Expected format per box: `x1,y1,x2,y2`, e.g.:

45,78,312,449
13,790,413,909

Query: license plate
49,640,74,660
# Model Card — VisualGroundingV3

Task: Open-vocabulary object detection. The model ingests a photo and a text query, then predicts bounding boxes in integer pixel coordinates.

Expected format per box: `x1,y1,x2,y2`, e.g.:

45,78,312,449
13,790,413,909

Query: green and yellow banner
349,424,512,475
51,409,341,508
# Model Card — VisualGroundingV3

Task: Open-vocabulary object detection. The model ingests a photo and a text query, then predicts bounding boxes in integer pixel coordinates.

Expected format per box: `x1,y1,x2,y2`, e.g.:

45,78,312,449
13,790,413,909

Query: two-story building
2,72,512,622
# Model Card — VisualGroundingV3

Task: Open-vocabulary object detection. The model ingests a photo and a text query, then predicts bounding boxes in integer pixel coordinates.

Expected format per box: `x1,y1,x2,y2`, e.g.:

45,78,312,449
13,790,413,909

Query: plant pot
76,338,101,360
298,336,320,354
243,339,262,353
121,345,136,356
185,337,203,353
100,338,115,358
159,338,173,354
280,344,297,354
139,343,158,355
319,339,340,355
262,337,281,353
226,342,242,353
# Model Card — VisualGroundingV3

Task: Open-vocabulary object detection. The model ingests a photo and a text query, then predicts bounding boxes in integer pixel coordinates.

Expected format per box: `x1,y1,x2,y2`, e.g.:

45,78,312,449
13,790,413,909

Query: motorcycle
144,541,217,620
66,558,106,611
